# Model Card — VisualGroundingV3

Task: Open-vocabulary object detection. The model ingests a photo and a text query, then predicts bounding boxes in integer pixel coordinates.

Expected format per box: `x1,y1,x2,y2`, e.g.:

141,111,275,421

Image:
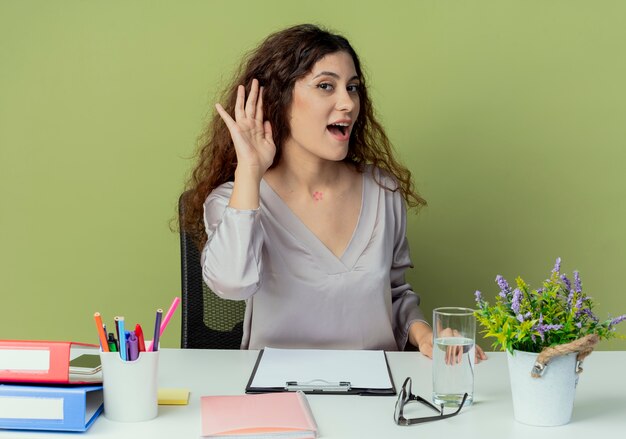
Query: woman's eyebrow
312,71,360,81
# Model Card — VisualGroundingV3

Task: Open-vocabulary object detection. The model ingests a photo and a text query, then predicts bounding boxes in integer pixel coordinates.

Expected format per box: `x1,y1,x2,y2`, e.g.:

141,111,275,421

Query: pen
146,297,180,351
117,316,127,361
125,331,130,359
127,331,139,361
150,309,163,352
107,333,118,352
135,324,146,352
114,317,121,348
93,312,110,352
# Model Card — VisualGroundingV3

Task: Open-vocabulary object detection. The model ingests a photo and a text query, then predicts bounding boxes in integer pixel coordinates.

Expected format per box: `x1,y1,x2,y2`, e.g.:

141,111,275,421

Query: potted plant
474,258,625,426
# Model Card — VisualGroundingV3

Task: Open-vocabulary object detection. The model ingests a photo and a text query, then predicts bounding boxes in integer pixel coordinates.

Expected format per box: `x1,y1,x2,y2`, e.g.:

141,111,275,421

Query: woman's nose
336,89,356,112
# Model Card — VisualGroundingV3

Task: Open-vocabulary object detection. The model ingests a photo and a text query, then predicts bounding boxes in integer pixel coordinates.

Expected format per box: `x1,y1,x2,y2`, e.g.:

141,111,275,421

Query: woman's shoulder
203,181,235,211
362,163,400,192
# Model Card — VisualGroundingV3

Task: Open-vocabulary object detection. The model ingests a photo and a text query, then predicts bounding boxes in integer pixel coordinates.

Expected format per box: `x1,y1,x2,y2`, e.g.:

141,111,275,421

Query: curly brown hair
181,24,426,248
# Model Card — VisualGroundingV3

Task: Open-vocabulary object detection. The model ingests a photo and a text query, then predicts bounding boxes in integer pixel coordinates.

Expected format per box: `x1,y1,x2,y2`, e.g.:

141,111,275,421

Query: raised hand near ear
215,78,276,182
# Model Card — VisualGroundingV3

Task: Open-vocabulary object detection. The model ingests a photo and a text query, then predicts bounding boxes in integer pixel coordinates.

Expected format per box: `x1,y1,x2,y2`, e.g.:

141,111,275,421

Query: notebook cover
200,391,318,437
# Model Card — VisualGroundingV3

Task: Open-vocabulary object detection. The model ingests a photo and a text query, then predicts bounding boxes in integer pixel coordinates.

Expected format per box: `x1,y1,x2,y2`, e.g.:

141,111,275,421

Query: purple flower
496,275,511,297
511,289,522,314
516,314,525,323
474,290,483,309
610,315,626,327
579,308,599,323
534,323,563,341
574,270,582,293
474,290,482,302
567,290,575,310
560,274,571,291
575,295,583,311
575,321,582,329
552,257,562,274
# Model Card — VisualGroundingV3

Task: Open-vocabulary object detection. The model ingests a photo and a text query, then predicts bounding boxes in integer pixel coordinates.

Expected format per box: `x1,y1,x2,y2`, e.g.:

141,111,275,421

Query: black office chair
179,191,246,349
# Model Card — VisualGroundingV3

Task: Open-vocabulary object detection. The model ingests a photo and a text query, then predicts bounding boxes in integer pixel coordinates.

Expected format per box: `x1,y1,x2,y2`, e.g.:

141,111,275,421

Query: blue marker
117,316,127,361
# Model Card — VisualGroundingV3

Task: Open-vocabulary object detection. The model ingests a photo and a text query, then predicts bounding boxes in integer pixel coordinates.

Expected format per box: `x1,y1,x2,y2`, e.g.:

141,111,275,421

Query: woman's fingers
234,85,246,122
263,120,274,145
215,103,237,132
216,80,261,132
475,345,487,363
419,340,433,359
446,345,462,365
255,86,264,123
215,79,275,170
229,80,263,124
245,79,259,118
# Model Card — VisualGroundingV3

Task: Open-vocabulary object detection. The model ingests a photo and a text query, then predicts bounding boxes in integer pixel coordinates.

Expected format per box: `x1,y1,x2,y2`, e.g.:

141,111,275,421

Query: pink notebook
200,391,318,438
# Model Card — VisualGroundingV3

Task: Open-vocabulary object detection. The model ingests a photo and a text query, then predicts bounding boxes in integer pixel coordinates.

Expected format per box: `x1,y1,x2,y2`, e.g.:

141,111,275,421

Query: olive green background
1,1,624,350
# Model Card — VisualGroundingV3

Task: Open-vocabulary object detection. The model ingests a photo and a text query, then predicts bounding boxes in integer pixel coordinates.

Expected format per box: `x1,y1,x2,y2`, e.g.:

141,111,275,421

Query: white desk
1,350,624,438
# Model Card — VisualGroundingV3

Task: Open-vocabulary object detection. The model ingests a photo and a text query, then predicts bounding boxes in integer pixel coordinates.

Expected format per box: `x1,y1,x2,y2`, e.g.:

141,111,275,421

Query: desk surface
1,349,624,438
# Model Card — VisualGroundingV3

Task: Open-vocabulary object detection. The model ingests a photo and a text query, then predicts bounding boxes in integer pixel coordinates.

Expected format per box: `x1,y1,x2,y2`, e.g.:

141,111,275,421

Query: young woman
182,24,444,357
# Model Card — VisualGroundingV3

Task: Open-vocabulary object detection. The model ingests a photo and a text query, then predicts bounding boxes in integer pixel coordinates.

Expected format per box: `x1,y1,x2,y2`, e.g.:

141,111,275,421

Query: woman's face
284,51,360,163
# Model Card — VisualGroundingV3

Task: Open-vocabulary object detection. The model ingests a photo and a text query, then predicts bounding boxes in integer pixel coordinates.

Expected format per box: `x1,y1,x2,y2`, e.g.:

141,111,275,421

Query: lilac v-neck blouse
201,165,426,350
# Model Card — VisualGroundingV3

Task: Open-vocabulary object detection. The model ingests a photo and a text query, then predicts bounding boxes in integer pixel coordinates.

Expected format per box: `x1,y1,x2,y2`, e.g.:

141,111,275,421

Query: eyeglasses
394,377,467,426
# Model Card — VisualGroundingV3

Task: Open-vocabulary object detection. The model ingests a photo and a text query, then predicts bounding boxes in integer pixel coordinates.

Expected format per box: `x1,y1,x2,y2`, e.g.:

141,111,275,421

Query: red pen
135,323,146,352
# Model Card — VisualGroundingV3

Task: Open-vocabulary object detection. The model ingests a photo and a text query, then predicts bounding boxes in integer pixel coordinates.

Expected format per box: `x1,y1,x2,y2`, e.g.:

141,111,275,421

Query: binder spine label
0,349,51,372
0,395,64,420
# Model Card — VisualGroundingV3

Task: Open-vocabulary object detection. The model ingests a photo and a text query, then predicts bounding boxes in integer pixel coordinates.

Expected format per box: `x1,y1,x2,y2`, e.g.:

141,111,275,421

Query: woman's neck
265,155,351,195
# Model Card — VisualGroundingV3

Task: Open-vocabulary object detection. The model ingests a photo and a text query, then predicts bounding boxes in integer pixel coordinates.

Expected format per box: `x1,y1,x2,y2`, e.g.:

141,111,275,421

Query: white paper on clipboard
249,347,393,390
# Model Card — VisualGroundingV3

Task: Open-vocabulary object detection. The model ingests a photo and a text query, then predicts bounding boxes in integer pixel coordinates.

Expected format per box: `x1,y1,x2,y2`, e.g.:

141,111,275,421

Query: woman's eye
347,84,360,93
318,83,334,91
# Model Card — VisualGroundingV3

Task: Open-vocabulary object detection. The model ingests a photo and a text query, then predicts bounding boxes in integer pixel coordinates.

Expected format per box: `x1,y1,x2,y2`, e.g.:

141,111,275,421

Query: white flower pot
506,350,578,426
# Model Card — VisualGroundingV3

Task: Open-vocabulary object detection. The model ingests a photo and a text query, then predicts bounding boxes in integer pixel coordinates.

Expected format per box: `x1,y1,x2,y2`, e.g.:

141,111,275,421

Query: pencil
94,312,110,352
150,309,163,352
145,297,180,352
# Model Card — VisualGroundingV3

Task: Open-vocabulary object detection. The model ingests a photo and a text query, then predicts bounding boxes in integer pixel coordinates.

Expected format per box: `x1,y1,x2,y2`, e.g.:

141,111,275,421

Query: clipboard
245,348,396,396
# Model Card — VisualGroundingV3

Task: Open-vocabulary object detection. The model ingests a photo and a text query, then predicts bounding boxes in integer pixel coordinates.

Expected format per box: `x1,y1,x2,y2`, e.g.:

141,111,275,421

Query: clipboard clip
285,379,352,392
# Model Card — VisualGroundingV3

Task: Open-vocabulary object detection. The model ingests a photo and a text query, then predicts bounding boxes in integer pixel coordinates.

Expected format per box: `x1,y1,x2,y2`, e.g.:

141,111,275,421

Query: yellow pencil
94,312,110,352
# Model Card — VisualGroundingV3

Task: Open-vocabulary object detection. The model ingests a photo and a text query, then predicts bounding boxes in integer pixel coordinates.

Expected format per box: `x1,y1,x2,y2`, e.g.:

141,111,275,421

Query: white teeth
330,122,349,127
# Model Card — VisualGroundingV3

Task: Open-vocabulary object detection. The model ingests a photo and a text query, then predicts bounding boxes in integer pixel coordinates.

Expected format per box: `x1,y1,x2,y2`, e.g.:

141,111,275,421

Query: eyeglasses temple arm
404,393,468,425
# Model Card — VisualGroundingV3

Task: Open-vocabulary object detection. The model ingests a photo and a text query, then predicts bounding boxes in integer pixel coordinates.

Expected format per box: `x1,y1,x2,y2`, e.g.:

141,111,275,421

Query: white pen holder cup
100,351,159,422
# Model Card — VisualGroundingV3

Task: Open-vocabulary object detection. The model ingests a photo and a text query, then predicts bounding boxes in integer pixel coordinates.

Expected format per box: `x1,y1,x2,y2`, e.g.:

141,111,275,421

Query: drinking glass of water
432,307,476,407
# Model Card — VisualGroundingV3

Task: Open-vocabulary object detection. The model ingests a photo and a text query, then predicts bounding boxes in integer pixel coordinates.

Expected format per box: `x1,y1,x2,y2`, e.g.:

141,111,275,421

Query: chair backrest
179,191,245,349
